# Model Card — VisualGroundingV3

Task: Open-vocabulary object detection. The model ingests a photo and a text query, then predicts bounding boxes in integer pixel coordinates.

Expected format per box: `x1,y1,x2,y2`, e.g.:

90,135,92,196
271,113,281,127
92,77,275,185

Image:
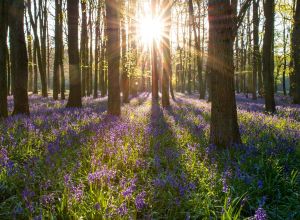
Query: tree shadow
145,99,196,219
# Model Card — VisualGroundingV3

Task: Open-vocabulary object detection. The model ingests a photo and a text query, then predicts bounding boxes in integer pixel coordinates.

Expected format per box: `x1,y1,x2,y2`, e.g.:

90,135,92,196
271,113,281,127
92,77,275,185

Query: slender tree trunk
25,12,33,93
94,0,101,99
282,17,287,96
162,0,171,107
80,0,88,97
189,0,205,99
8,0,30,115
28,0,47,97
0,0,8,118
106,0,121,115
292,0,300,103
262,0,276,112
53,0,61,100
208,0,241,147
152,0,159,100
121,0,129,103
66,0,82,108
88,3,93,96
60,44,65,99
252,0,259,100
60,0,65,100
187,8,192,95
6,45,11,96
33,42,38,94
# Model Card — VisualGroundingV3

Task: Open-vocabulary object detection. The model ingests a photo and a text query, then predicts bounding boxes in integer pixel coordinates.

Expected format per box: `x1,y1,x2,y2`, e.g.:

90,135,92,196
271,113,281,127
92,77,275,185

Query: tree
161,0,171,107
292,0,300,103
106,0,121,116
252,0,259,100
8,0,30,115
0,0,8,118
53,0,62,100
80,0,88,97
94,0,102,99
208,0,252,147
151,0,159,100
66,0,82,108
121,0,129,103
27,0,48,97
262,0,276,112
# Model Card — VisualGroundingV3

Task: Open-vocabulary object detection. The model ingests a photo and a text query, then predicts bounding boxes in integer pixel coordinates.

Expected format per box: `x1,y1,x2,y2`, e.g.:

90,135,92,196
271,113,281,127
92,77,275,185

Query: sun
138,16,164,46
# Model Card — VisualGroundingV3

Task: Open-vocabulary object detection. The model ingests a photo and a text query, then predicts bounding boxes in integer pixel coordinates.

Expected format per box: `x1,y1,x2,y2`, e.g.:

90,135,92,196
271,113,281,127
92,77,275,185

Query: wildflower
117,202,128,216
257,179,263,189
0,148,9,167
255,207,267,220
259,196,267,207
135,191,146,210
94,203,100,210
64,174,72,187
71,183,84,201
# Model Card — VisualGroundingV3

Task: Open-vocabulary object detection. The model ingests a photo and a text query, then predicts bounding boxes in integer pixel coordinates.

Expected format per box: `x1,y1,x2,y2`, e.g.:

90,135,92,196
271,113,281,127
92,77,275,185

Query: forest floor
0,93,299,219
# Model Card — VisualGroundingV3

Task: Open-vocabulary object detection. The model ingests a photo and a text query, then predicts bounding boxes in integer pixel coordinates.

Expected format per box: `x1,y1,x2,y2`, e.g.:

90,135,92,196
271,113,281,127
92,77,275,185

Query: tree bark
189,0,205,99
66,0,82,108
208,0,241,147
53,0,61,100
88,3,93,96
94,0,101,99
161,0,171,107
292,0,300,103
151,0,159,100
28,0,48,97
8,0,30,115
262,0,276,112
121,0,129,103
80,0,88,97
0,0,8,118
252,0,259,100
106,0,121,116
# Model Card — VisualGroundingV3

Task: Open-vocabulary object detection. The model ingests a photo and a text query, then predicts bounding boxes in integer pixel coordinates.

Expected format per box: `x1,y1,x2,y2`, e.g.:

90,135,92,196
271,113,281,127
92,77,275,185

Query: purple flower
64,174,72,187
71,183,84,201
0,148,9,166
255,207,267,220
22,188,35,202
94,203,100,210
259,196,267,207
222,178,228,193
135,191,146,210
117,202,128,216
257,179,263,189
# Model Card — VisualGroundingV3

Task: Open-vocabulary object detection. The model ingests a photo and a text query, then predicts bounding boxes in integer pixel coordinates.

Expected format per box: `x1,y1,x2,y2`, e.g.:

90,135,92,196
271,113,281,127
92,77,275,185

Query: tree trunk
106,0,121,116
292,0,300,103
161,0,171,108
282,17,287,96
121,0,129,103
60,0,65,100
80,0,88,97
94,0,101,99
66,0,82,108
28,0,47,97
6,45,11,96
33,42,38,94
0,0,8,118
151,0,159,100
189,0,205,99
53,0,61,100
88,3,93,96
252,0,259,100
208,0,241,147
8,0,30,115
262,0,276,112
